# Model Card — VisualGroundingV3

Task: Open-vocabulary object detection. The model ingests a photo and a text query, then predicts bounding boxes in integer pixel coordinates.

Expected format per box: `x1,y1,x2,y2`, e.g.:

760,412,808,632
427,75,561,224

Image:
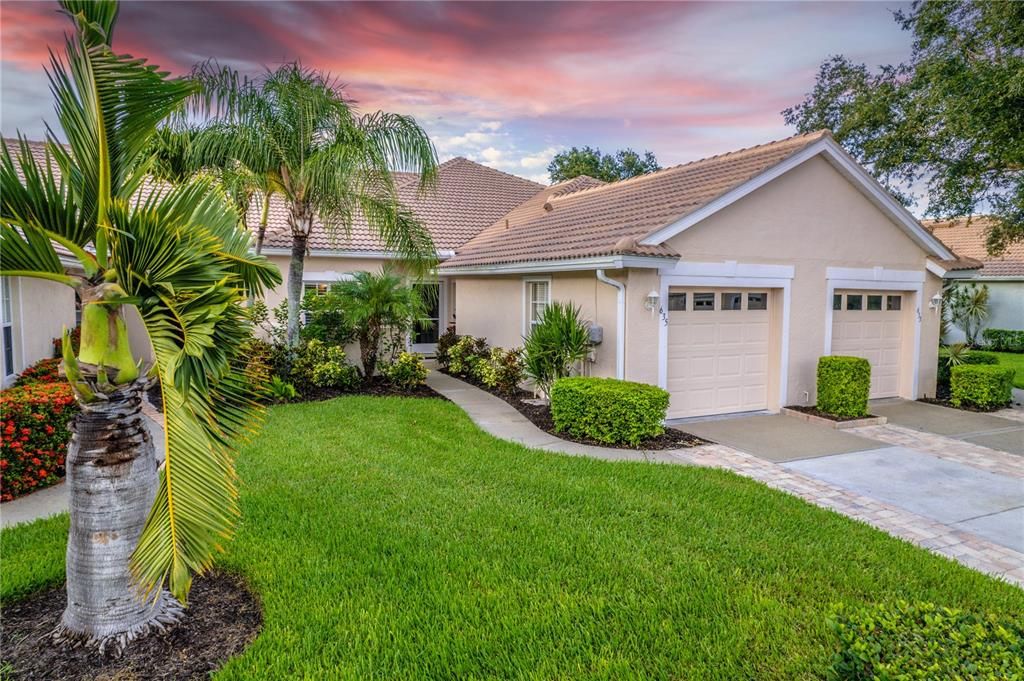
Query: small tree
335,269,425,380
548,146,660,183
522,301,591,397
946,282,990,346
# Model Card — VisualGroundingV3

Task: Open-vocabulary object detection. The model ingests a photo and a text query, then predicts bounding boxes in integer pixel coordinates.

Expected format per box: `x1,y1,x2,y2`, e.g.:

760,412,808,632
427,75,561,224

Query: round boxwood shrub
550,377,669,446
816,356,871,418
950,364,1014,410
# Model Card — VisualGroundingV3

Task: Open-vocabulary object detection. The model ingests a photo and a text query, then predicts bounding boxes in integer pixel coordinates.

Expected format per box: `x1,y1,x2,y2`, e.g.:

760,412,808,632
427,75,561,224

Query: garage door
830,290,905,398
666,288,772,419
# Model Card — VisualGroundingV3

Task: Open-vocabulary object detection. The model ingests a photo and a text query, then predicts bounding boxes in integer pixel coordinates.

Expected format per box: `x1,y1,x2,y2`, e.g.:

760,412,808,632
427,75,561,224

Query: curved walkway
427,371,1024,587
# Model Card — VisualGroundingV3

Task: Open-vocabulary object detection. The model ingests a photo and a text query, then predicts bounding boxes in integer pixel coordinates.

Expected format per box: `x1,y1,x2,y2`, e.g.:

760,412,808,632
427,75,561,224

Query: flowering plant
0,382,77,501
13,357,64,387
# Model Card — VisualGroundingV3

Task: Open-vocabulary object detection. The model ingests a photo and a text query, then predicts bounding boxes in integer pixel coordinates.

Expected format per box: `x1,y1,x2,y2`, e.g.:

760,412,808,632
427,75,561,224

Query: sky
0,1,914,184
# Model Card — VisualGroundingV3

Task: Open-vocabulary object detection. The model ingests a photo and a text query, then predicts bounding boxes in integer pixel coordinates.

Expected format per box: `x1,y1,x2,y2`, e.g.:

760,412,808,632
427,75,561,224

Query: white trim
521,276,552,339
658,260,795,280
925,260,948,278
260,248,456,260
825,266,925,283
440,254,675,276
301,270,356,283
638,137,956,261
824,277,923,398
657,263,794,413
595,270,625,380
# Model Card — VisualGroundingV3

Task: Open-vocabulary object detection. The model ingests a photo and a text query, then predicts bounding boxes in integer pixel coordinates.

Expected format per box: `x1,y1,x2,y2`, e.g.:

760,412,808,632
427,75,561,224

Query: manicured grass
992,351,1024,389
3,397,1023,679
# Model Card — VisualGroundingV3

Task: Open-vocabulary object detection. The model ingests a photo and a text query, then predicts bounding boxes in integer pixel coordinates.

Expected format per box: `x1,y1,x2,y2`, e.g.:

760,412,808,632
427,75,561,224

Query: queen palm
189,61,439,347
0,0,280,654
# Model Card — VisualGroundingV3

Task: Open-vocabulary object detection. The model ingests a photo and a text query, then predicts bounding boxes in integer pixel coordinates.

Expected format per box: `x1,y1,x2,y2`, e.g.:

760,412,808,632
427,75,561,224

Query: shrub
937,346,998,385
945,282,990,346
435,326,460,370
267,376,297,403
817,356,870,418
0,382,78,502
13,357,63,386
522,302,591,396
382,352,428,390
240,338,272,395
51,325,80,358
828,600,1024,681
950,364,1014,409
550,377,669,446
475,347,524,394
300,286,356,346
291,340,360,391
982,328,1024,353
447,335,488,377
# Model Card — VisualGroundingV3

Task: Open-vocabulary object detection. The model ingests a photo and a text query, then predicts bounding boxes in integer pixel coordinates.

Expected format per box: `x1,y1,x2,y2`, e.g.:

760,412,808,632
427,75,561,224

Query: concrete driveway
871,400,1024,456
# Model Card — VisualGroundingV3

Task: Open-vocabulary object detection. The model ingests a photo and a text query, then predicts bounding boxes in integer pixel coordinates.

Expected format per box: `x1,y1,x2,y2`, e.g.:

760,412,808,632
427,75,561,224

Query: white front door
830,290,905,398
666,288,772,419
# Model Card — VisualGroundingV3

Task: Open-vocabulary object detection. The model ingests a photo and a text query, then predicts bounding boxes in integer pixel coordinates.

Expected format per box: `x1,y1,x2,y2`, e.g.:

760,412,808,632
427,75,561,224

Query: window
721,292,742,310
747,292,767,310
527,280,550,329
846,294,863,311
693,293,715,310
867,295,883,311
667,292,687,311
887,295,902,311
304,283,330,296
833,294,842,310
1,278,14,378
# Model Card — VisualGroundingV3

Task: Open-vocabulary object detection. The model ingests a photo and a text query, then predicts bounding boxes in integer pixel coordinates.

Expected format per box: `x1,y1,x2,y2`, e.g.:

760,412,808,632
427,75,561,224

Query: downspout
596,269,625,380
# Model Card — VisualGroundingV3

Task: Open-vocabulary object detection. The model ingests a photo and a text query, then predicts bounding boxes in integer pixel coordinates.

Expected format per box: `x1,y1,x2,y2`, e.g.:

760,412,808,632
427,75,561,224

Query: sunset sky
1,1,914,183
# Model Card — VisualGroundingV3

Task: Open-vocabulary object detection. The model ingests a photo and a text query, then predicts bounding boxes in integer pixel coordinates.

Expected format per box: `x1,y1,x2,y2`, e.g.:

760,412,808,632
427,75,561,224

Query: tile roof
441,130,832,269
259,157,544,253
924,217,1024,277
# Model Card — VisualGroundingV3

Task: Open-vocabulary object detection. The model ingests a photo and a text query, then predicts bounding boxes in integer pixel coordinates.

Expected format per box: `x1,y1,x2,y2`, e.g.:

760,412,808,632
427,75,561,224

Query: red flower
44,425,54,435
38,469,47,478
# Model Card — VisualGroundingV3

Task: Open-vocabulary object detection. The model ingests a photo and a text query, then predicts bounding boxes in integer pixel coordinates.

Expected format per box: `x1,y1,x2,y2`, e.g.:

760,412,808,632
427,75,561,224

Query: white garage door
830,290,905,399
666,288,772,419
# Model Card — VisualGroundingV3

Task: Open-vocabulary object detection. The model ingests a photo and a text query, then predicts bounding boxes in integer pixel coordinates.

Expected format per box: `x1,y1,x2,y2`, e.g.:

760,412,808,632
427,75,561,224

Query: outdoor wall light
928,292,943,311
644,290,660,312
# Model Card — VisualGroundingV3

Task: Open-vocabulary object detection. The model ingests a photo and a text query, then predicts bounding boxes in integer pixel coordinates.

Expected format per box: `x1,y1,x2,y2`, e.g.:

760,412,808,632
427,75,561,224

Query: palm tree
946,282,991,346
0,0,280,654
335,269,426,380
189,62,439,347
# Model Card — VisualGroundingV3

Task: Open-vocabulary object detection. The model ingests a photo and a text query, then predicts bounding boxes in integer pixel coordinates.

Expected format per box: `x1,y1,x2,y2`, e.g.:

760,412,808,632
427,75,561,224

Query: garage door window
747,292,767,310
867,294,883,311
846,294,863,311
721,292,742,310
887,295,902,311
833,293,843,310
694,293,715,310
668,292,687,311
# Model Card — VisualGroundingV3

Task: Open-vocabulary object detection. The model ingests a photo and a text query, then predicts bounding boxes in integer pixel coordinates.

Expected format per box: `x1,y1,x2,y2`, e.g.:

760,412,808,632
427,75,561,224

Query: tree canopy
547,146,660,184
783,0,1024,254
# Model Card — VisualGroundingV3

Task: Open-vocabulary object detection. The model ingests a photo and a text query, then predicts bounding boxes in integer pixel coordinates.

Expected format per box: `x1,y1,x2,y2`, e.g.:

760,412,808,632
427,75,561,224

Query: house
3,131,977,420
439,131,970,419
924,216,1024,344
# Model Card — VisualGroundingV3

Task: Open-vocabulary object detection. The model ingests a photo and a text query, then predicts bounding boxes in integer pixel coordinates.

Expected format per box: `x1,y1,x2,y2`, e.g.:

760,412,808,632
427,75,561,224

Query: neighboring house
924,217,1024,344
440,131,970,419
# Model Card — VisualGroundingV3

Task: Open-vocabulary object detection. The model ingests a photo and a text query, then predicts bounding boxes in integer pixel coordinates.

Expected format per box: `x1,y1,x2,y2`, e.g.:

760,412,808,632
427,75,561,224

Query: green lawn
993,351,1024,389
3,397,1023,679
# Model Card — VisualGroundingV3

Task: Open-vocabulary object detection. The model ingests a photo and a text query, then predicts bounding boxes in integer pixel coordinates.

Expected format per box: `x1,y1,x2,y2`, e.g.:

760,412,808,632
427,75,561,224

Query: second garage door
666,288,772,419
830,290,905,398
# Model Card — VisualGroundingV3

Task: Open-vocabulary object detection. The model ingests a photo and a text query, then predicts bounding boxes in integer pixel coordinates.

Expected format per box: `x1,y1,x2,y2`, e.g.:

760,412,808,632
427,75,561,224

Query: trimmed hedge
817,356,871,418
0,382,77,502
983,328,1024,353
937,349,998,386
828,600,1024,680
950,364,1014,409
550,377,668,446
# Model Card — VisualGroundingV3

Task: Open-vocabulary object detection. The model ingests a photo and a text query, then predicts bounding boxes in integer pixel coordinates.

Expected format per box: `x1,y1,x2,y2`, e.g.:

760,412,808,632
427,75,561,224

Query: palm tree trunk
254,193,270,256
287,231,308,348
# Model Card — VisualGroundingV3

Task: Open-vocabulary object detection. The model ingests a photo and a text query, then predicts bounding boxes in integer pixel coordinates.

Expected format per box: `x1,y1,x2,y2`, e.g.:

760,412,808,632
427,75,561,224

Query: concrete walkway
872,399,1024,456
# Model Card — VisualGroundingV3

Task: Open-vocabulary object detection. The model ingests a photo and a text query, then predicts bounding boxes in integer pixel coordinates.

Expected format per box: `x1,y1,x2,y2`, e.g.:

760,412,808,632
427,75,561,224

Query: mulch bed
291,379,448,404
918,384,1009,413
1,572,261,681
444,371,709,450
784,405,881,422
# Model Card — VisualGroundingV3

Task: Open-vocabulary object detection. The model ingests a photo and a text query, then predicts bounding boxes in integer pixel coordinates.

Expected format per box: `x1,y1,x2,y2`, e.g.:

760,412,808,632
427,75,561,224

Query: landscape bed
3,396,1023,679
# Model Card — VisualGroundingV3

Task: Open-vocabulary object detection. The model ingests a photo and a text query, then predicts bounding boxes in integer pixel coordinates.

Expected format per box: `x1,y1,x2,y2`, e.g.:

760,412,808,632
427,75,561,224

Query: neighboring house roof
258,157,544,255
441,130,955,271
925,217,1024,279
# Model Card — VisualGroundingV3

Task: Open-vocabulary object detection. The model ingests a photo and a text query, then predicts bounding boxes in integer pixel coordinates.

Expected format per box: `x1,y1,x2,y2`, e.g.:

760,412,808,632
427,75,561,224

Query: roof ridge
548,129,831,203
444,156,546,189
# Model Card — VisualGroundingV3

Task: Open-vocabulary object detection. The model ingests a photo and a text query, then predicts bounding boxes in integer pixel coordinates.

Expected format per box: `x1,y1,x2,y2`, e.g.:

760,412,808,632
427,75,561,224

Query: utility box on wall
588,324,603,345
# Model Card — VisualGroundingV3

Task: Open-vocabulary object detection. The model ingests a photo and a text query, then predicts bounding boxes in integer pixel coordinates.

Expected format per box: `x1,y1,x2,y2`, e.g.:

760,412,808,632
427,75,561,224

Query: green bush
817,356,871,418
447,335,488,377
475,347,524,394
982,328,1024,353
950,364,1014,409
937,346,998,385
828,600,1024,681
268,376,297,403
0,382,77,501
291,340,360,391
435,326,460,371
550,377,669,446
522,302,591,396
382,352,428,390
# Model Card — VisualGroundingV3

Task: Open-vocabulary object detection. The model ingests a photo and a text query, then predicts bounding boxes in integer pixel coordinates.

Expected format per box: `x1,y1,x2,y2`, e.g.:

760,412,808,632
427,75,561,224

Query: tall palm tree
0,0,280,654
189,61,439,346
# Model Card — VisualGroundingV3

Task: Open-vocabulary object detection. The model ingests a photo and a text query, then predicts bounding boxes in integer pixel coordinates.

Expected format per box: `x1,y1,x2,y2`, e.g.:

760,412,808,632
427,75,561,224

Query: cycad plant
0,0,280,654
187,61,439,347
522,301,592,397
945,282,990,347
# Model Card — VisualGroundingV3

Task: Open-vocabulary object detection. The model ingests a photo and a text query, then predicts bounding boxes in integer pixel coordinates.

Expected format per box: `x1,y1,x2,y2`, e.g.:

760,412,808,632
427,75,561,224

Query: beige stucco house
3,131,979,421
